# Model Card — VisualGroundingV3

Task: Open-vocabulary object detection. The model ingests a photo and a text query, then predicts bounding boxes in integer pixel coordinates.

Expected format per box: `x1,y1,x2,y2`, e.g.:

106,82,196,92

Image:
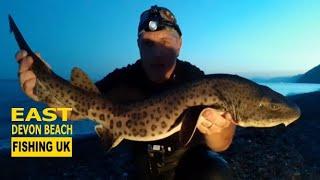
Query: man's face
138,29,182,83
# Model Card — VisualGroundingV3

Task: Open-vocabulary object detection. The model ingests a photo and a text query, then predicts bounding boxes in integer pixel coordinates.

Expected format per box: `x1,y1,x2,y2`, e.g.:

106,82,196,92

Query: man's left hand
196,107,234,135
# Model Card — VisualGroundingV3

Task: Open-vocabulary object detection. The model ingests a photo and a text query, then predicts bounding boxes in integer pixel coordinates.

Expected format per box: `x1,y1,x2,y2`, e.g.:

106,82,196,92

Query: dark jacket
95,59,205,179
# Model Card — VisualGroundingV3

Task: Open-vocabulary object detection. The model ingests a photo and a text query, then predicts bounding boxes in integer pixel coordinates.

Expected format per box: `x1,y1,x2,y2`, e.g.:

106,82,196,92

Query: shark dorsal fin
70,67,100,94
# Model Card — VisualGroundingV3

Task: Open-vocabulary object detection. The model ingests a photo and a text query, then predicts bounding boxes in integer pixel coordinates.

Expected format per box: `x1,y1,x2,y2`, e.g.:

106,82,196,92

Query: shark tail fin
95,124,123,151
8,15,32,52
9,14,52,73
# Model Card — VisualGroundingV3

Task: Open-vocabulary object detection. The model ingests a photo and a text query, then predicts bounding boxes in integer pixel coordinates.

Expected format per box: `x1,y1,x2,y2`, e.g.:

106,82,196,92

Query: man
16,5,235,180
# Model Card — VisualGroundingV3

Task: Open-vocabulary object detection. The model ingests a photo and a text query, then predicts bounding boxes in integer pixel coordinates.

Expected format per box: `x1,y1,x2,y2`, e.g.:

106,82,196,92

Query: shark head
234,84,301,128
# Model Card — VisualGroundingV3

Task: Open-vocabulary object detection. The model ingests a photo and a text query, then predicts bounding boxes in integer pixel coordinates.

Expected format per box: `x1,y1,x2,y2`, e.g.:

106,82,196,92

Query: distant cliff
297,64,320,84
251,74,302,83
252,64,320,84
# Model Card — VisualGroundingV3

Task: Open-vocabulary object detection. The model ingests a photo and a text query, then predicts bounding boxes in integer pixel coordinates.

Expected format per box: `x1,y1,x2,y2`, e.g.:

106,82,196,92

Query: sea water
260,82,320,96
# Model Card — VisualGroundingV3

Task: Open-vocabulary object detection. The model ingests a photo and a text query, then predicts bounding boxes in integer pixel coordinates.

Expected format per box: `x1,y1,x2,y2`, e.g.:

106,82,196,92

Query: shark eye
270,103,280,110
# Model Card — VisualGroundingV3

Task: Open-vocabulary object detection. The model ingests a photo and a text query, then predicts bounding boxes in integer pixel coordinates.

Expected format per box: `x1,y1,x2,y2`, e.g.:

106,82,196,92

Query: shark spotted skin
9,15,301,150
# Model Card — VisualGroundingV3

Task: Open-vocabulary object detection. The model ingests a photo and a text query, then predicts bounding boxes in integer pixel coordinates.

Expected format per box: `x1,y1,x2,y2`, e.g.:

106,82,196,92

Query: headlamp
138,5,182,36
148,21,158,31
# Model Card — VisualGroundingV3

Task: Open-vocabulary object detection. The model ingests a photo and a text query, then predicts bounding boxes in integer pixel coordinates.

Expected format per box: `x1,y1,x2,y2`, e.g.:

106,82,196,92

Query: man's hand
15,50,81,120
197,108,233,135
16,50,38,101
196,108,236,152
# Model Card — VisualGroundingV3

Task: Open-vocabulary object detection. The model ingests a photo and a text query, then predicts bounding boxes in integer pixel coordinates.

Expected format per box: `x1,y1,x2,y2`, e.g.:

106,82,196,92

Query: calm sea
260,82,320,96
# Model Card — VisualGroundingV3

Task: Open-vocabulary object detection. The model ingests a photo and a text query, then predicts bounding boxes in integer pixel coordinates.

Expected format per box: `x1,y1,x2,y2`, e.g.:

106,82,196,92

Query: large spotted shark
9,15,301,150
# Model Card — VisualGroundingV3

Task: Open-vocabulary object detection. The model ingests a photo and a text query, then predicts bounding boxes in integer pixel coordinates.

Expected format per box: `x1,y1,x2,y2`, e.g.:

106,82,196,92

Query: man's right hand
15,50,82,120
16,50,39,101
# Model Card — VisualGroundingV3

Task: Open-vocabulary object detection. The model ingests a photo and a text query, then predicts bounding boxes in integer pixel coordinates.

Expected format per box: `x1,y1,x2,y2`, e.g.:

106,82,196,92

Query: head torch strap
140,20,182,36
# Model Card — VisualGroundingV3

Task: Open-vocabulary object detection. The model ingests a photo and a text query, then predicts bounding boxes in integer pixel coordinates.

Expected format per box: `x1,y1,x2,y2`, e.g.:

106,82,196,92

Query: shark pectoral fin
111,136,124,149
70,67,100,94
94,124,123,151
179,106,205,146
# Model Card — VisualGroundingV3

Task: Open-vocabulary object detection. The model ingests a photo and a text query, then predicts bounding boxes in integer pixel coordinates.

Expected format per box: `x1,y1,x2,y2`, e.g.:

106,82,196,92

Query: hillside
298,64,320,83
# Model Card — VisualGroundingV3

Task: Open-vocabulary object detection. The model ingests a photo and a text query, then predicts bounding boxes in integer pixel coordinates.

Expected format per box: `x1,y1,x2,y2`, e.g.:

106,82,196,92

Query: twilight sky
1,0,319,80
